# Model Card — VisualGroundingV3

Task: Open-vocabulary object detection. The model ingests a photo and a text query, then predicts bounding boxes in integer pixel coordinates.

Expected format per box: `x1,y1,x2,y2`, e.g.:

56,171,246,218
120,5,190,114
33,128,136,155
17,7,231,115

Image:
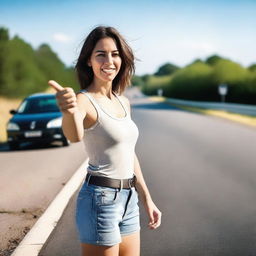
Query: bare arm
122,95,162,229
134,153,162,230
134,153,152,205
48,80,86,142
61,94,86,142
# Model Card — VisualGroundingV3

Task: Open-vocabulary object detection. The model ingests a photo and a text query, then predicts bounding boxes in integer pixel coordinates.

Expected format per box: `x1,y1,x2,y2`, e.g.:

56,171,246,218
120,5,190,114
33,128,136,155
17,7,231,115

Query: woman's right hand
48,80,78,115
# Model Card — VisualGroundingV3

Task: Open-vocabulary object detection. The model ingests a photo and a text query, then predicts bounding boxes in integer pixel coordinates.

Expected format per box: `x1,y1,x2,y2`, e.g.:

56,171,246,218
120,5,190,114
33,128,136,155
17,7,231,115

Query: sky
1,0,256,75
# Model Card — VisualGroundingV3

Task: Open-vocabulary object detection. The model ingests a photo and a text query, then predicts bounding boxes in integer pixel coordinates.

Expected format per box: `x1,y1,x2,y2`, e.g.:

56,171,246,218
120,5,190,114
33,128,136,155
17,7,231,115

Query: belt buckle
128,177,133,188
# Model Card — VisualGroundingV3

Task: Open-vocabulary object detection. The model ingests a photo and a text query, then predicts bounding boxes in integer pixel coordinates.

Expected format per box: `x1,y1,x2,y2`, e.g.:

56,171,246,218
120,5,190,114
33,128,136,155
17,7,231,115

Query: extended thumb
48,80,64,92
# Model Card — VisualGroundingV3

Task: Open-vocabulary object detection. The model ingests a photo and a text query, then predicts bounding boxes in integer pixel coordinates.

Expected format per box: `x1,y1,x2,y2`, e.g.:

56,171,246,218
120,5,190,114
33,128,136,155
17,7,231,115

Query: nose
105,53,113,64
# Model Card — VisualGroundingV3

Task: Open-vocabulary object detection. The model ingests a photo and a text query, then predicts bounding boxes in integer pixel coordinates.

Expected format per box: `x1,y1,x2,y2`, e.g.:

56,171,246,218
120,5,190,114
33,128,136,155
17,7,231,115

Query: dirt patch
0,226,30,256
0,208,44,256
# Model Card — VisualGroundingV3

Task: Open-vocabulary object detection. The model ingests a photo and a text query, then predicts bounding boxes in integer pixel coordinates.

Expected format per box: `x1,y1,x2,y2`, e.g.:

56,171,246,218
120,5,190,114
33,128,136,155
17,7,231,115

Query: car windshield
17,97,59,114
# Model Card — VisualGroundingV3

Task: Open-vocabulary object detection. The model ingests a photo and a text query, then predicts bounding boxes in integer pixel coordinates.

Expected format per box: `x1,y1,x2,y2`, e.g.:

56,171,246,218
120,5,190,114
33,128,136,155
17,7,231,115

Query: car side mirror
10,109,17,115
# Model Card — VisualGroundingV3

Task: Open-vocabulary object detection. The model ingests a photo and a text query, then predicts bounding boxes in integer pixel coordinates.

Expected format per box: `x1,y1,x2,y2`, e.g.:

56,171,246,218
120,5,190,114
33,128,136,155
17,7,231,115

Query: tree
131,75,143,86
248,64,256,72
0,27,78,98
154,63,179,76
191,58,204,65
205,55,225,66
0,27,9,41
0,27,10,94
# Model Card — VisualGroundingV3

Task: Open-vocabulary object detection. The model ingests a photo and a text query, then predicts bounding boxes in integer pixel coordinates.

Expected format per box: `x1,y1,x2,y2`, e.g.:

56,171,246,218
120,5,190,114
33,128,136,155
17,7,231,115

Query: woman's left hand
143,199,162,230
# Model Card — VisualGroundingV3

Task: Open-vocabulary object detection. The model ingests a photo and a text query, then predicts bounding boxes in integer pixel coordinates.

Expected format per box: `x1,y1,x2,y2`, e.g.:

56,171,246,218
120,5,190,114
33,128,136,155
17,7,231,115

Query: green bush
165,62,215,101
210,59,252,103
139,57,256,104
141,75,172,96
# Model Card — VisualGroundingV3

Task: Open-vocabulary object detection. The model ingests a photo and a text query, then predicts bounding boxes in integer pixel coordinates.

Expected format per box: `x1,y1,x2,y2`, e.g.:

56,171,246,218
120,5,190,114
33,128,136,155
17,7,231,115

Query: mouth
101,68,116,74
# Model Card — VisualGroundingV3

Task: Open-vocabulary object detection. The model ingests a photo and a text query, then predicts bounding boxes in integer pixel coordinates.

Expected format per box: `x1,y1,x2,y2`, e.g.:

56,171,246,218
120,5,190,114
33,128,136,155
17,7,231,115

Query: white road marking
11,159,89,256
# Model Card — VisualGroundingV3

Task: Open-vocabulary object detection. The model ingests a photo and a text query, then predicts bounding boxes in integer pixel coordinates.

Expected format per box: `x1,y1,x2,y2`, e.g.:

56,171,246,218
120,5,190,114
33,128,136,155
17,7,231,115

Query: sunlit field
0,97,22,142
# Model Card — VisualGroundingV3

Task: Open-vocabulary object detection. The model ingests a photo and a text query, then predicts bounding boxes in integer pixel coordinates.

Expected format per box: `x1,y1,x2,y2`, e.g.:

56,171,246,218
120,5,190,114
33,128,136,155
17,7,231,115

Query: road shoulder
149,96,256,128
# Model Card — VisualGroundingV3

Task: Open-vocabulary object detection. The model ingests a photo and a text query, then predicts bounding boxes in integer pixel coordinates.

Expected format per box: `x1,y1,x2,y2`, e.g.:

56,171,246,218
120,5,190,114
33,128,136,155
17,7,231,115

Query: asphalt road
39,88,256,256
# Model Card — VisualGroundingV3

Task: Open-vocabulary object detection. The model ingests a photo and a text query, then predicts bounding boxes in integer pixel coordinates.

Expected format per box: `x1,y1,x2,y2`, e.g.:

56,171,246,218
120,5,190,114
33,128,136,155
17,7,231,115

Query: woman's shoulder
76,91,95,115
118,94,131,113
118,94,129,102
76,91,91,105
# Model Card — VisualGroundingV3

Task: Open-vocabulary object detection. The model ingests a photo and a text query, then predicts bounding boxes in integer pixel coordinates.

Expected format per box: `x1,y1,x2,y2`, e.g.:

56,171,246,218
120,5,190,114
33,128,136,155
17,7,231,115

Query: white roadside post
157,88,163,97
218,84,228,103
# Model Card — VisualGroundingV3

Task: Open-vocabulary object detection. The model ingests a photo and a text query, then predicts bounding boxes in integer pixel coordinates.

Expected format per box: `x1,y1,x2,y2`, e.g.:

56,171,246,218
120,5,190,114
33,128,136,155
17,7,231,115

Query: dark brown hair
75,26,135,94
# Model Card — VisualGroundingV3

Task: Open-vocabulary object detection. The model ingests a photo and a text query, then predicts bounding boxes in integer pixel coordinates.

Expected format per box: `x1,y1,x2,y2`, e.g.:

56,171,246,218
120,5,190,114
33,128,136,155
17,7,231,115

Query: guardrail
165,98,256,116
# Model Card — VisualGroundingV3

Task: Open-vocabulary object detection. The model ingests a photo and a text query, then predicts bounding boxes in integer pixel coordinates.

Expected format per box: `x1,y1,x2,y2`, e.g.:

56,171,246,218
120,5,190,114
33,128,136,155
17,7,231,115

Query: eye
112,52,119,56
97,53,105,57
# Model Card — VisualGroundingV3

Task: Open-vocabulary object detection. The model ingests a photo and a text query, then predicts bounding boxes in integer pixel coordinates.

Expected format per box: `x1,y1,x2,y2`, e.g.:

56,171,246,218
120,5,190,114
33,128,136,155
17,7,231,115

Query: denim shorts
75,177,141,246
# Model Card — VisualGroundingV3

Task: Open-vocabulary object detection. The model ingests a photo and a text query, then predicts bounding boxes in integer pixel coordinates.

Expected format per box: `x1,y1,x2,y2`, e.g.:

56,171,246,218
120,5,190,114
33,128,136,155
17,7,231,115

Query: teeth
102,69,115,73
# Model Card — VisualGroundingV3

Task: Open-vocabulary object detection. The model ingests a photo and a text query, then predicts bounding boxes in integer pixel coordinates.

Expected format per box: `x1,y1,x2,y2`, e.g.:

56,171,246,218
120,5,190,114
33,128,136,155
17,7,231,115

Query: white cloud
179,41,217,54
53,33,72,43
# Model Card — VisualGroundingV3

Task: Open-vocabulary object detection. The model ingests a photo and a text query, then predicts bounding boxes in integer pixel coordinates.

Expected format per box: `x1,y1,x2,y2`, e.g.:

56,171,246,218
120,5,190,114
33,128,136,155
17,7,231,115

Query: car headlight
7,122,20,131
47,117,62,128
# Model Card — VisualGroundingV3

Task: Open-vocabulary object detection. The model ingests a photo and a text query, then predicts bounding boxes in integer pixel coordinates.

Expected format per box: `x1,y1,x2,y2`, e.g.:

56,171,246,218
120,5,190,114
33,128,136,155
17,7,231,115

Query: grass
0,97,22,142
149,96,256,128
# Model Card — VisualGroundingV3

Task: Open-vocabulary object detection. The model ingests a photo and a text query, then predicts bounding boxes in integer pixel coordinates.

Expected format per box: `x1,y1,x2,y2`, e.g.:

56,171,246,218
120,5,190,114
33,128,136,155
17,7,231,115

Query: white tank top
80,89,139,179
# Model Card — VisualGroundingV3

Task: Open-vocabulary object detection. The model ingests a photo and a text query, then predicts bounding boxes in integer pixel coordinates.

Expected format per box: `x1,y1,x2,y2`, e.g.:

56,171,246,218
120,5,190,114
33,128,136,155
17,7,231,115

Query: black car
7,93,69,150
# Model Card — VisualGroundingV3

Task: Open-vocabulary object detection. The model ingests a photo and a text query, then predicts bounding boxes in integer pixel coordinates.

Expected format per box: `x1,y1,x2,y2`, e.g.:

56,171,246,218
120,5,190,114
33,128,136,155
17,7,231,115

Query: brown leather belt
85,173,137,189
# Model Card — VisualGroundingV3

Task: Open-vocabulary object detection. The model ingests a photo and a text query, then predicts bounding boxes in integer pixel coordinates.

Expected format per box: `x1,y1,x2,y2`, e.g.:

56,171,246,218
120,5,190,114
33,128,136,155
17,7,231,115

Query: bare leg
81,243,119,256
119,231,140,256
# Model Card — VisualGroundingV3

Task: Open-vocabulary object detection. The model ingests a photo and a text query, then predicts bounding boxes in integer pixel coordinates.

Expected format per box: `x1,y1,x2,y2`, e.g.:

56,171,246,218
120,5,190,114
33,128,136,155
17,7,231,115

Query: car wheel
9,142,20,150
62,138,70,147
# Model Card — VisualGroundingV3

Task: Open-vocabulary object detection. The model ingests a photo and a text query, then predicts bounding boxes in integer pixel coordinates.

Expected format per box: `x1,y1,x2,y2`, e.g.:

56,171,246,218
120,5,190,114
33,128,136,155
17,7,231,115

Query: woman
48,26,162,256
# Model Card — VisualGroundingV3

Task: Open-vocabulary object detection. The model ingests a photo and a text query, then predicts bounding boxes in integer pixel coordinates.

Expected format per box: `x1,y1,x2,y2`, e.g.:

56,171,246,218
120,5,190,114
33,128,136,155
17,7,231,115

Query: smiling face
88,37,122,84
